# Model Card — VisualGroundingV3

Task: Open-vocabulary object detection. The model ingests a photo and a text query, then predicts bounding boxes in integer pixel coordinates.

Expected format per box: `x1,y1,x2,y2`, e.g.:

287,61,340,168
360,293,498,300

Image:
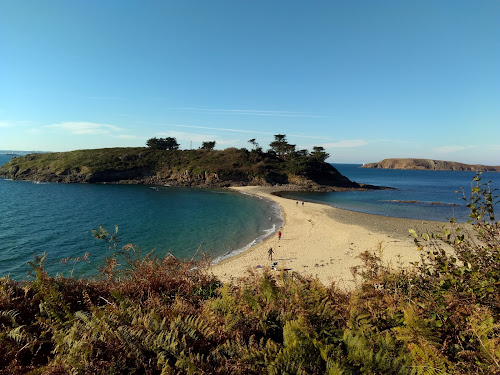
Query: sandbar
210,186,448,289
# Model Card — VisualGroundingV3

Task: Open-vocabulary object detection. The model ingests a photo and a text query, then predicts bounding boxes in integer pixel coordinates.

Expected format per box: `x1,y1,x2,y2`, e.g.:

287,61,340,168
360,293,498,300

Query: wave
211,195,284,265
238,191,264,199
211,223,277,264
382,199,459,206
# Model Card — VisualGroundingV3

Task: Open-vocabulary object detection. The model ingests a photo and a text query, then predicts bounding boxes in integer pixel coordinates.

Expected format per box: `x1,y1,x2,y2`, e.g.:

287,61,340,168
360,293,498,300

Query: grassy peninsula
0,145,368,190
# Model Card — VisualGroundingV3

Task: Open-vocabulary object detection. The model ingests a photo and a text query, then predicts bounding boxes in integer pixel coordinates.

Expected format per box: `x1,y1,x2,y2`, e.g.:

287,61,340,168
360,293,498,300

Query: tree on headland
200,141,216,150
146,137,162,149
310,146,330,163
146,137,179,150
266,134,332,174
295,149,310,157
248,138,263,154
164,137,180,150
269,134,296,158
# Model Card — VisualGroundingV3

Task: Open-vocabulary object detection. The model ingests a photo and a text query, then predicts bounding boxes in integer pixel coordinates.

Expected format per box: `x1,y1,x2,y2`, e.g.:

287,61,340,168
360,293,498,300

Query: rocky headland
361,158,500,172
0,147,382,191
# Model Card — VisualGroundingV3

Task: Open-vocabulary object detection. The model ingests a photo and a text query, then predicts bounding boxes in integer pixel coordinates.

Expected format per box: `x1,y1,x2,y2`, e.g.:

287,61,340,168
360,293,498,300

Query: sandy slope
210,186,448,290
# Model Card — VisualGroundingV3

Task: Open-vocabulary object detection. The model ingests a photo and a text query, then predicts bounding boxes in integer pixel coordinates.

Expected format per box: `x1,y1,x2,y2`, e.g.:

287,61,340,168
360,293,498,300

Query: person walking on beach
278,231,282,240
268,247,274,260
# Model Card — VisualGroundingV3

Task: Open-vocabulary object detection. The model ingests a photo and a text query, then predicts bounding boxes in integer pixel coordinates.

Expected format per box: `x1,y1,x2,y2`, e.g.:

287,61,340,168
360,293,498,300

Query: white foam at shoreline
211,193,283,265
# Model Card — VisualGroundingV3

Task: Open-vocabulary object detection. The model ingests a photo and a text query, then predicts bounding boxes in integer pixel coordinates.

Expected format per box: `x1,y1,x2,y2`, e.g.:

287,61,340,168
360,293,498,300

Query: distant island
361,158,500,172
0,150,45,156
0,135,381,191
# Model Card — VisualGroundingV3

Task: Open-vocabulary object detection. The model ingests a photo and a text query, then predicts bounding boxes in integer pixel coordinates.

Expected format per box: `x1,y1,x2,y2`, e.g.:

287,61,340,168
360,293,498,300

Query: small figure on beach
302,201,304,206
296,201,298,206
268,247,274,260
278,231,282,240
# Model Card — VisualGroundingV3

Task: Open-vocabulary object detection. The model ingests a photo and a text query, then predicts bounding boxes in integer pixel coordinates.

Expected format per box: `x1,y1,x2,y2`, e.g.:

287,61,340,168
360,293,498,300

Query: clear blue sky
1,0,498,164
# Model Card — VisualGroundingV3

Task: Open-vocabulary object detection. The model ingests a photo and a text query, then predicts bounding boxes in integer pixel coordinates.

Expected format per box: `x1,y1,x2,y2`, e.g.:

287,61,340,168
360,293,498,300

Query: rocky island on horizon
361,158,500,172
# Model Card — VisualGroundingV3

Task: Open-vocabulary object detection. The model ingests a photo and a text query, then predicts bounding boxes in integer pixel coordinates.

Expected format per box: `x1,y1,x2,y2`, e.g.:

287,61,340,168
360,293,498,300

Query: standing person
302,201,304,206
268,247,274,260
278,231,282,240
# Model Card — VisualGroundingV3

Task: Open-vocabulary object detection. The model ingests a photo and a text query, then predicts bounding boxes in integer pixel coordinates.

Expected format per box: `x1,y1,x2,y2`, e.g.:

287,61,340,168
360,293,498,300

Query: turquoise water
2,155,499,280
280,163,500,222
0,155,282,279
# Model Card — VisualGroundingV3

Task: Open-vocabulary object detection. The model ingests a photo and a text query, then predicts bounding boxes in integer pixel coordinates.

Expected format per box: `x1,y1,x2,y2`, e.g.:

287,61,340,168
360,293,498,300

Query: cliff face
361,158,500,172
0,148,368,191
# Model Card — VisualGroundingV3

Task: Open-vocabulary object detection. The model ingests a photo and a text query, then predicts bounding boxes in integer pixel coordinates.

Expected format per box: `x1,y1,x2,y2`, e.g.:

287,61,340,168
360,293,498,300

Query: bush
351,174,500,374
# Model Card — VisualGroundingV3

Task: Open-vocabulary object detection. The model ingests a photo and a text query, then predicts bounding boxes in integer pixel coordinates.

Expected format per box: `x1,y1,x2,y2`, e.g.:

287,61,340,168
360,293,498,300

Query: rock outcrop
361,158,500,172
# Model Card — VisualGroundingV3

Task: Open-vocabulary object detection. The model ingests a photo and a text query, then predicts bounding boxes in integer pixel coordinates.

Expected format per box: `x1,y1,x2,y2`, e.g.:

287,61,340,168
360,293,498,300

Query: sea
281,163,500,223
0,154,282,280
1,154,499,280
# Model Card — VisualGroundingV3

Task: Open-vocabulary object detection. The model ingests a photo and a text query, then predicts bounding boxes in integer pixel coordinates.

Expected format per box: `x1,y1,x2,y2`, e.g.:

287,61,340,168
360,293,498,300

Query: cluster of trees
266,134,330,163
145,134,332,177
146,137,180,150
201,141,216,150
146,137,216,151
147,134,330,163
259,134,331,176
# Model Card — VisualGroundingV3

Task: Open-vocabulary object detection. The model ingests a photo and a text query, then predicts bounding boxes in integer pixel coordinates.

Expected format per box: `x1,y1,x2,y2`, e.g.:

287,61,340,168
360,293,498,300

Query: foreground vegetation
0,176,498,374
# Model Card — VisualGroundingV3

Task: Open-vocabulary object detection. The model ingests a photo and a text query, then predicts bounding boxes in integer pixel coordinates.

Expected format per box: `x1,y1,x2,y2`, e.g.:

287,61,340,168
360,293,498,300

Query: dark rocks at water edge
362,158,500,172
0,147,385,191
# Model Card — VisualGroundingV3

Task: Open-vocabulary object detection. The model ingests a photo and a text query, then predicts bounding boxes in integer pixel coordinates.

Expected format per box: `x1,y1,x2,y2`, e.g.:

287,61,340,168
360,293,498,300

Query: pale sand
210,186,449,290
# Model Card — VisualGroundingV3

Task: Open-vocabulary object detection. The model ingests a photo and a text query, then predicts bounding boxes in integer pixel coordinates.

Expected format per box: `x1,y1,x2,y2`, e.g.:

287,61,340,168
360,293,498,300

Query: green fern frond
344,327,411,374
73,310,90,323
326,359,345,375
407,337,453,375
0,309,20,327
394,304,440,346
258,274,280,303
7,325,30,345
466,307,500,371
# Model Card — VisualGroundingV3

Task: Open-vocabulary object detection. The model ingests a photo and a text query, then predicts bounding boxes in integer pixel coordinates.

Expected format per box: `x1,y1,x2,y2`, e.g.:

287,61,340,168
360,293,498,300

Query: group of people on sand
269,202,305,263
268,230,283,261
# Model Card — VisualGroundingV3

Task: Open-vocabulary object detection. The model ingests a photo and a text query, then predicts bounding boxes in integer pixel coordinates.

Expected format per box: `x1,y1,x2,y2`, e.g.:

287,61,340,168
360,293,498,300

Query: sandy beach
211,186,449,289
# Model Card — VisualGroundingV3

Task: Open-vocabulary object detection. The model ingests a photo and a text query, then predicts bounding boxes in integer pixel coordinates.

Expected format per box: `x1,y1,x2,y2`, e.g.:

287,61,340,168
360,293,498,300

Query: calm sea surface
1,155,499,280
281,163,500,223
0,154,281,280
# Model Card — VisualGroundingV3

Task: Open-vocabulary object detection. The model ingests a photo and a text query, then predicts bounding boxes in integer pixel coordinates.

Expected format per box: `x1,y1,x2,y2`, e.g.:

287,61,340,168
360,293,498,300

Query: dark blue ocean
281,163,500,223
1,155,499,280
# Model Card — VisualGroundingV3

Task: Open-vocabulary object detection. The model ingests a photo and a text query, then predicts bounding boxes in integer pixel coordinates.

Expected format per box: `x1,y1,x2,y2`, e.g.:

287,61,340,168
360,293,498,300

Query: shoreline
210,186,449,289
211,191,284,265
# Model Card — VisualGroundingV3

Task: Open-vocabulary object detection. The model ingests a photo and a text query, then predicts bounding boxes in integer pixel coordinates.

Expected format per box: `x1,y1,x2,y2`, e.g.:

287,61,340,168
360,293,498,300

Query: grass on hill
0,146,351,185
0,147,286,175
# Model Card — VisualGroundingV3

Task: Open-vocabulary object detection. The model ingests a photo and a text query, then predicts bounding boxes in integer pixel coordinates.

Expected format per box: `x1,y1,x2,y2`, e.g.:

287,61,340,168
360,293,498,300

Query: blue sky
1,1,498,164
